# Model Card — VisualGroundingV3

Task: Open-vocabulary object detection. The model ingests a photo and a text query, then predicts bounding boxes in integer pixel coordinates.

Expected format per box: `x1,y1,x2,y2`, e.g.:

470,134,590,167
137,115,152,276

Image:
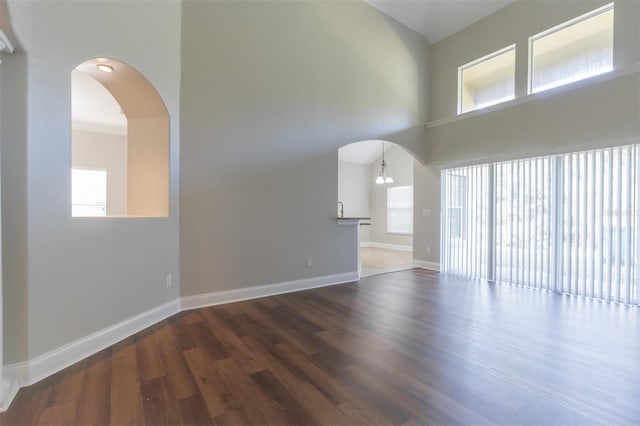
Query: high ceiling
364,0,516,44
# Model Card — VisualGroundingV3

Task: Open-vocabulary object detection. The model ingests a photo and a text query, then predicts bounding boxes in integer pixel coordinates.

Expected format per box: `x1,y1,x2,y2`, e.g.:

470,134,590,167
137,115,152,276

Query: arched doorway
71,57,169,217
338,140,417,277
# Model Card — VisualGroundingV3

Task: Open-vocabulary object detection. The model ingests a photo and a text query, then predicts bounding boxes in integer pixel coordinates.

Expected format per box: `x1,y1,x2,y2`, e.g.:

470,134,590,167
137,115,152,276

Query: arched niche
71,57,169,217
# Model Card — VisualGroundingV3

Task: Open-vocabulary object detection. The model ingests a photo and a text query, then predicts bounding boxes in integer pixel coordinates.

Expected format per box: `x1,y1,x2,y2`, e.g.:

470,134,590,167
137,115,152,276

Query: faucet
337,201,344,218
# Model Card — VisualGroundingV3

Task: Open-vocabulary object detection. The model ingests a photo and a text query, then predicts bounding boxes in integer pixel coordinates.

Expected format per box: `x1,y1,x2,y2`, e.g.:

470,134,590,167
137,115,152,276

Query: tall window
387,186,413,234
458,45,516,114
72,168,107,217
442,144,640,305
529,3,614,94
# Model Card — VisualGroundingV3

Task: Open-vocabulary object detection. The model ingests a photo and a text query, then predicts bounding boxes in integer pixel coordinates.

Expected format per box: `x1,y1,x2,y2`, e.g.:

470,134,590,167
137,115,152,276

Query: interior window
72,57,170,217
458,45,515,114
71,168,107,217
529,3,614,94
387,186,413,234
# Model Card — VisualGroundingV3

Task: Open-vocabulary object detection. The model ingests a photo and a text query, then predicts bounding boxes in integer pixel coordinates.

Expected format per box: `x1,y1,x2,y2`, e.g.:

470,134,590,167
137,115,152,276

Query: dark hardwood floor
2,269,639,425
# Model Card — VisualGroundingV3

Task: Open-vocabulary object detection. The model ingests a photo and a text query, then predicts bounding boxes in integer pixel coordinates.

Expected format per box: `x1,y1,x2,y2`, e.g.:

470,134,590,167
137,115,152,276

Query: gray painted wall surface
338,160,371,242
429,0,639,122
180,1,428,297
2,0,181,363
3,0,638,369
412,0,640,266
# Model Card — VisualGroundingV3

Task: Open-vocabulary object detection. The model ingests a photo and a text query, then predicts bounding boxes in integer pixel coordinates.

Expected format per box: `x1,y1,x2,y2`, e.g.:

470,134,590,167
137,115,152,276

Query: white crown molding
181,271,359,311
360,241,413,252
413,259,440,271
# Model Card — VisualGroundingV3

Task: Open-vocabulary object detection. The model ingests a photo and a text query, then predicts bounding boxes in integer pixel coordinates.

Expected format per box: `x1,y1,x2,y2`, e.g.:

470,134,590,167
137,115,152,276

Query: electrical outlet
166,274,172,287
306,257,312,268
425,246,431,254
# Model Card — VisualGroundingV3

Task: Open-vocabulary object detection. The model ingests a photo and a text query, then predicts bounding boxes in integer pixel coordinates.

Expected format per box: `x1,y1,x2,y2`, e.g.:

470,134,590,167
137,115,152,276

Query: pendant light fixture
375,142,394,184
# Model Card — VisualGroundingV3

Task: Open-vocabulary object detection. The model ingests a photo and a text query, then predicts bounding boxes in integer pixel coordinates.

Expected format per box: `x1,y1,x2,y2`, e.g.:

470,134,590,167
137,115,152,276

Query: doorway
338,140,415,277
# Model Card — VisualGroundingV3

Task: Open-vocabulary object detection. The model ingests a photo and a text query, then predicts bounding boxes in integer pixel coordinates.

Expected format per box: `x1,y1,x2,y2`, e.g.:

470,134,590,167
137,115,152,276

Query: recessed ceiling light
96,64,114,73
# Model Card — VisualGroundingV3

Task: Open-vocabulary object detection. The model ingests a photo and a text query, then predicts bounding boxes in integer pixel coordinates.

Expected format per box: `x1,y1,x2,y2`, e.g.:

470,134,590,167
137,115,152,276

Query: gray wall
338,160,371,242
411,0,640,267
429,0,640,121
180,0,429,296
369,145,413,248
2,0,181,363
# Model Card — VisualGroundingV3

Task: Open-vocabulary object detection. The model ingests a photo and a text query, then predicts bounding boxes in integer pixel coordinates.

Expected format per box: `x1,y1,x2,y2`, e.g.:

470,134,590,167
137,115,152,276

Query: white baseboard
1,298,180,404
360,242,413,252
0,379,19,413
1,271,361,412
413,259,440,271
181,271,359,311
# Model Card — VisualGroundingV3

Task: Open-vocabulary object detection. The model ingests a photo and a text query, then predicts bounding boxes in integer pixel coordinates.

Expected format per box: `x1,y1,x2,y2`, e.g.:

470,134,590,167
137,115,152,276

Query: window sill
428,63,640,129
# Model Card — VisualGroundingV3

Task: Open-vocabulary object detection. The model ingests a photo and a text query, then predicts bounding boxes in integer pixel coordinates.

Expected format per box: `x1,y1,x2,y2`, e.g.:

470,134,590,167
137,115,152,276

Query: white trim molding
0,379,19,413
428,63,640,129
1,298,180,410
0,271,361,411
181,271,359,311
360,242,413,252
413,259,441,271
0,30,14,54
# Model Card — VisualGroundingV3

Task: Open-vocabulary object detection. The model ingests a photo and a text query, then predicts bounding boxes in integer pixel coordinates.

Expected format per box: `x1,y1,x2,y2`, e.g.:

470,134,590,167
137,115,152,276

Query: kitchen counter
336,217,371,225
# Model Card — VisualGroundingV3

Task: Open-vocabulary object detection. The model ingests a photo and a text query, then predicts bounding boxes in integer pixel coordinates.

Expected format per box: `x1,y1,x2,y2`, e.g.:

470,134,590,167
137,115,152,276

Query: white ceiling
364,0,516,44
72,69,127,134
339,140,391,165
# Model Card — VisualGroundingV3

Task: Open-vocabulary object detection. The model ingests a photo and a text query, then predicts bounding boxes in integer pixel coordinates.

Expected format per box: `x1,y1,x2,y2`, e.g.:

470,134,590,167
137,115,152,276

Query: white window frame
72,167,107,217
457,44,516,115
527,2,614,94
387,185,413,235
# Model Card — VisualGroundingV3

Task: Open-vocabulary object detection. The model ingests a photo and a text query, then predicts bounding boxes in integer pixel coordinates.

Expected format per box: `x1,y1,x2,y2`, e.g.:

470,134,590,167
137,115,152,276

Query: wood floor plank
140,377,182,426
3,269,639,426
75,350,112,426
135,333,165,382
155,337,200,401
176,394,215,426
109,340,145,426
182,347,238,418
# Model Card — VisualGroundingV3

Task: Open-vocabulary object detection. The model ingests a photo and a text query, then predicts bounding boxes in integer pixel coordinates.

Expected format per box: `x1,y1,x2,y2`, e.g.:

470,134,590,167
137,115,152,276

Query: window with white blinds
441,144,640,305
441,165,491,279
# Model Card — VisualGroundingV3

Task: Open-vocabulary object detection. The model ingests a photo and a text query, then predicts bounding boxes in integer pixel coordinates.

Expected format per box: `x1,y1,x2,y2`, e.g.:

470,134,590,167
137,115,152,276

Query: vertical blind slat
441,143,639,305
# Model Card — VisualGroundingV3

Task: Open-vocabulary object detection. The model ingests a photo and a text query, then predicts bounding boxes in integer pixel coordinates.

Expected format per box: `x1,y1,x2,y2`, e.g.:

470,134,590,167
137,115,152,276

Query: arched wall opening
71,57,169,217
338,140,419,277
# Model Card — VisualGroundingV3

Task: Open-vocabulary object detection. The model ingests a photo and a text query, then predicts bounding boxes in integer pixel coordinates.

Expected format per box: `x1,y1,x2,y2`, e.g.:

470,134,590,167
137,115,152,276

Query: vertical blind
441,144,639,305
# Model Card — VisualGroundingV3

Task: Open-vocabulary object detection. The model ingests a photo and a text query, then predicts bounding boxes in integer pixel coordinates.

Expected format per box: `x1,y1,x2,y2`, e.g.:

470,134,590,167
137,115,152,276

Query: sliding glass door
441,144,640,305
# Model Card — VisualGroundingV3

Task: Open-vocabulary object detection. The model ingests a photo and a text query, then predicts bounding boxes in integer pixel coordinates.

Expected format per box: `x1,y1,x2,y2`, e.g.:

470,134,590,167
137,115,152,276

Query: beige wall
72,129,127,216
369,145,414,248
180,0,428,296
2,0,181,363
127,116,169,217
